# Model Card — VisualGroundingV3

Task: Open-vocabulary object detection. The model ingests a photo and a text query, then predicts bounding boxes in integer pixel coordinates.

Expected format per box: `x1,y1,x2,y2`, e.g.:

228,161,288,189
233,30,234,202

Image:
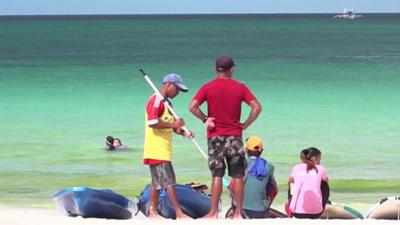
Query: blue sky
1,0,399,15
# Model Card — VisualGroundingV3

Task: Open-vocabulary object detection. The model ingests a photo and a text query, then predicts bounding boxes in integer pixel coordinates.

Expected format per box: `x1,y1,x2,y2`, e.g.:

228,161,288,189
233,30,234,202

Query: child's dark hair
302,147,321,173
106,136,115,150
114,138,122,144
300,148,310,163
247,149,262,157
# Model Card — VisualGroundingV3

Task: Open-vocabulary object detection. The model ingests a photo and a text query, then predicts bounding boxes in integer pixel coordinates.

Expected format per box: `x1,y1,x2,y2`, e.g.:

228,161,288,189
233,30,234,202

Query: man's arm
240,99,262,130
149,118,184,129
188,99,208,122
267,174,278,204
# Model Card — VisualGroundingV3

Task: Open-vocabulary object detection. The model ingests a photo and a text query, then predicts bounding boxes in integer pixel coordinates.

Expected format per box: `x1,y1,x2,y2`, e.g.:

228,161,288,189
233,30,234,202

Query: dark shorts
207,135,246,178
149,162,176,190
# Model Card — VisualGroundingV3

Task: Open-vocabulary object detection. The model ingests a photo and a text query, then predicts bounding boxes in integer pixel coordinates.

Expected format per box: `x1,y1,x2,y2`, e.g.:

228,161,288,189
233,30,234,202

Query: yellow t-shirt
143,95,174,161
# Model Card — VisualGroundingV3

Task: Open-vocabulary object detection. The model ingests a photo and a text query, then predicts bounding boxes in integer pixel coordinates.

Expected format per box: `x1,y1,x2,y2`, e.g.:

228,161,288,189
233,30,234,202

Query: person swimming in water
105,136,115,150
105,136,129,151
113,138,128,150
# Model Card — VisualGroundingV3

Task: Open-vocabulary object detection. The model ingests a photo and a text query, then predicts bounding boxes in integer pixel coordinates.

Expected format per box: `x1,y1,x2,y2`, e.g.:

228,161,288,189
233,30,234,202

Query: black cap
215,56,235,72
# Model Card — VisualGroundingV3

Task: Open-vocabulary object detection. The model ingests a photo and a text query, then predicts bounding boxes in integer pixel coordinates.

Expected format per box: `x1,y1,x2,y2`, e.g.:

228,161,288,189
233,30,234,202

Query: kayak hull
53,187,136,219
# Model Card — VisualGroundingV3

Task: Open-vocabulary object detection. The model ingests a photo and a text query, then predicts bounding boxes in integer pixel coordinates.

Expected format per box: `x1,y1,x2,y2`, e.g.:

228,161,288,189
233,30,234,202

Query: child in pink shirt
288,147,328,218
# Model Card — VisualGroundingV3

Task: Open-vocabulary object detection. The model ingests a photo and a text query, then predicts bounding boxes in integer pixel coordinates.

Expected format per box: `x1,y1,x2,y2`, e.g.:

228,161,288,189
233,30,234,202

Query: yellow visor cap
246,136,264,151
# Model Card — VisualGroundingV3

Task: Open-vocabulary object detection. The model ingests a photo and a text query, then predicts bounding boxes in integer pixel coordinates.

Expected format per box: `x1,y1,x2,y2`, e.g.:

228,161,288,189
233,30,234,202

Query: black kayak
53,187,137,219
138,184,211,219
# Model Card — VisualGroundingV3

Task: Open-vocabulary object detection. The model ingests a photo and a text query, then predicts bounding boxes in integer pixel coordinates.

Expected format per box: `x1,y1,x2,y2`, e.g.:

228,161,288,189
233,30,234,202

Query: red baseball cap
215,56,235,72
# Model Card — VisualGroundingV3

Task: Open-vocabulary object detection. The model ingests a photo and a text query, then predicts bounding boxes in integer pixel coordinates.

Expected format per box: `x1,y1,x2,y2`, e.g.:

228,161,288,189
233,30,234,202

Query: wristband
202,116,208,123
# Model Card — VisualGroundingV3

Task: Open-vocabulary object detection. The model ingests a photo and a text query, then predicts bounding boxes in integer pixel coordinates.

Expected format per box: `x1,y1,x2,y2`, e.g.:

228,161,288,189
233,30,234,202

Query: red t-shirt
145,95,165,126
143,95,169,165
193,77,256,138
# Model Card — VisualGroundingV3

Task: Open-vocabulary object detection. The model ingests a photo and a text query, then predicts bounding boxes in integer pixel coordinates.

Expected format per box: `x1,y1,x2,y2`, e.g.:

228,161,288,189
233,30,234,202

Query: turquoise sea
0,14,399,210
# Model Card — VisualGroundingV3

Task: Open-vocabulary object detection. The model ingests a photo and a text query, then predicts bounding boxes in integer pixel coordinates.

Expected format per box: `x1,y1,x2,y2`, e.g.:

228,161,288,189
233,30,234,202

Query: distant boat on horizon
333,8,364,19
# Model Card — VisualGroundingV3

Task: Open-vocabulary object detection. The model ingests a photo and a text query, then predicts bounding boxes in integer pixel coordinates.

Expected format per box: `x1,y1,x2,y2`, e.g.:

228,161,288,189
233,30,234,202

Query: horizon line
1,12,400,17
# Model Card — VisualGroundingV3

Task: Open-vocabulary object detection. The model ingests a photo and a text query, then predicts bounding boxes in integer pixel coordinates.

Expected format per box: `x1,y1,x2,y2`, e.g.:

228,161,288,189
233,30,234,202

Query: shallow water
0,14,399,207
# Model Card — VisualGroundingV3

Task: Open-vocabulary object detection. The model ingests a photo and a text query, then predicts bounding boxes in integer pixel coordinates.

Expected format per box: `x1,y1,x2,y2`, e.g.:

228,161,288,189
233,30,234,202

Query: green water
0,14,399,210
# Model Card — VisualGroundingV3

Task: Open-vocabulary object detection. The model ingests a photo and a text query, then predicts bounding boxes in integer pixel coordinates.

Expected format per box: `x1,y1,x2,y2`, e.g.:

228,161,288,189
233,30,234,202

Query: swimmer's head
106,136,114,149
113,138,122,147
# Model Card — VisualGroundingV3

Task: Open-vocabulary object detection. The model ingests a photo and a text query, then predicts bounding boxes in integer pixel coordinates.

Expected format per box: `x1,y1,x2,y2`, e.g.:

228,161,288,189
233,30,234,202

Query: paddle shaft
139,69,208,159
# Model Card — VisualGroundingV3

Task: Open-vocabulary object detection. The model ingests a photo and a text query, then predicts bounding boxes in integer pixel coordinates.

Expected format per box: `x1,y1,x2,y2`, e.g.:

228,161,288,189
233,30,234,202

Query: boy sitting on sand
227,136,278,219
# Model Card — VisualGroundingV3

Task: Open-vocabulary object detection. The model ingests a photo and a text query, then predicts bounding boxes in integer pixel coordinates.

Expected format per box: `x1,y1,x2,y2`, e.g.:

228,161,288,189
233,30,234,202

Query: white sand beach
0,208,399,225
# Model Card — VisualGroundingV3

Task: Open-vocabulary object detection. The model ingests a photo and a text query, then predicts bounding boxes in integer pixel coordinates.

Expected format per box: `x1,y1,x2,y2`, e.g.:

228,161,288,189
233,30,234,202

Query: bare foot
232,214,244,219
201,213,218,219
148,210,161,219
176,214,192,220
232,210,244,219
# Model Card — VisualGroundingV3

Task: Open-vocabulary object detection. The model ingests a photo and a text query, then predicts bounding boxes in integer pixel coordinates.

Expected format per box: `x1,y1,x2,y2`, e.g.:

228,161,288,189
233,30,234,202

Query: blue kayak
138,184,211,219
53,187,137,219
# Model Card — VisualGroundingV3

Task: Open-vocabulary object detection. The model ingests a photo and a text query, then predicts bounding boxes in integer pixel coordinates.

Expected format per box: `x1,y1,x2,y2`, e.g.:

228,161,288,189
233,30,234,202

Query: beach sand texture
1,208,399,225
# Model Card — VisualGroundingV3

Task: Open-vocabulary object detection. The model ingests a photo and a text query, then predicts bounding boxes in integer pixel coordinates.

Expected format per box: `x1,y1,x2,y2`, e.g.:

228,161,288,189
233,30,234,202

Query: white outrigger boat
333,9,364,19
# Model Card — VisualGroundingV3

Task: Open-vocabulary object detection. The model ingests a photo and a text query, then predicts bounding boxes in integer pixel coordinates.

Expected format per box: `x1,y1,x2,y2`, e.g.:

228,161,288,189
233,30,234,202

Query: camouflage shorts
208,135,247,178
149,162,176,190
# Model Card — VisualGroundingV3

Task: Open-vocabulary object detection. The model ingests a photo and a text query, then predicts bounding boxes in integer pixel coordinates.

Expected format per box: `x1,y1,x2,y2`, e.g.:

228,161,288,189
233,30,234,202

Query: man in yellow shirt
143,73,191,219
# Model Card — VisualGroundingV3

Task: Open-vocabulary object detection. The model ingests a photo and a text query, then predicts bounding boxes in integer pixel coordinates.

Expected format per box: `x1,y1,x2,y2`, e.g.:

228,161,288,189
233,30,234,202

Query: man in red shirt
188,56,262,218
